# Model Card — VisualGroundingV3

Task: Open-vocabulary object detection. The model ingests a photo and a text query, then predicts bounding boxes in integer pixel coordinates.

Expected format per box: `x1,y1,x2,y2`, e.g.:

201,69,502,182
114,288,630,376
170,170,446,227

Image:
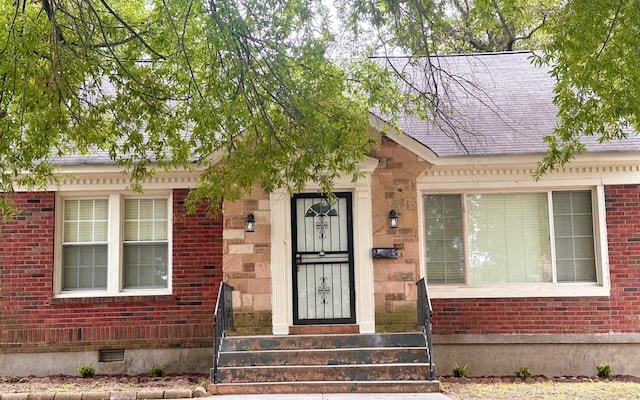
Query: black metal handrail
212,282,234,383
417,277,436,380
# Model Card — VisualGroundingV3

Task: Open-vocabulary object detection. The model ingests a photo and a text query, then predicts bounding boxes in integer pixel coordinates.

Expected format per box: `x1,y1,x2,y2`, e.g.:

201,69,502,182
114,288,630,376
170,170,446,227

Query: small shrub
452,363,468,378
515,366,532,379
597,364,612,378
78,364,95,378
149,365,166,378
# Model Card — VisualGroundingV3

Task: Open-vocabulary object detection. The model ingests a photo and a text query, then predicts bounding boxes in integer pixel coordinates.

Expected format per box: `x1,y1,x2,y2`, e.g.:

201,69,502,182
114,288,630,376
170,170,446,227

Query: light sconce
388,209,398,229
245,213,255,232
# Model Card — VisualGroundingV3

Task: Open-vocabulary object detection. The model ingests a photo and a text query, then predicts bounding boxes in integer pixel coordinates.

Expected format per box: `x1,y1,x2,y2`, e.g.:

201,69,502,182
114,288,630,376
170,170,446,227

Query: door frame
291,192,356,325
269,158,379,335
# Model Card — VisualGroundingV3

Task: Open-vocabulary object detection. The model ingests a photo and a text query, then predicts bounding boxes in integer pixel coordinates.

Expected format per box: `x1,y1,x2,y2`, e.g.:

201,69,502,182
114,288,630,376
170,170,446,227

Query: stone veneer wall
221,135,435,334
223,188,273,334
370,136,432,332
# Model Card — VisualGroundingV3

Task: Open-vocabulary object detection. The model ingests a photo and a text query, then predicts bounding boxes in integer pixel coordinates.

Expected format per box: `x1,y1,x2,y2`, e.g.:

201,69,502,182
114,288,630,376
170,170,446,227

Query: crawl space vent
99,349,125,363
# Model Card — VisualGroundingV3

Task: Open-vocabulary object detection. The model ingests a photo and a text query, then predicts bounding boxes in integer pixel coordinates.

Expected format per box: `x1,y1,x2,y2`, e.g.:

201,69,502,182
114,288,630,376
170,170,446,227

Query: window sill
54,289,172,300
428,283,610,299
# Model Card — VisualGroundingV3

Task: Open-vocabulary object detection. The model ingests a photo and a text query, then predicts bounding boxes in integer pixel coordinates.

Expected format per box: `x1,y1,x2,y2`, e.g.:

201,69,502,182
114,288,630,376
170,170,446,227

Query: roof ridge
367,50,532,60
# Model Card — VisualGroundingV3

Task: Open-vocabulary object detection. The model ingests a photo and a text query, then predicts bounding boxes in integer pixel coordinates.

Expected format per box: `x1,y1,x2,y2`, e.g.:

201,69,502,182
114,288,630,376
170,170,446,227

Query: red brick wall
432,184,640,335
0,189,223,353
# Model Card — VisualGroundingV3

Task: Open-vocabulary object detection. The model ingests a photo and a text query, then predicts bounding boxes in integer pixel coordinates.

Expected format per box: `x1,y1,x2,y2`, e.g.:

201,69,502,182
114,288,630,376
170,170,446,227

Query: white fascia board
294,156,379,192
54,162,207,175
47,164,204,192
368,113,438,164
435,151,640,167
420,152,640,191
202,149,225,165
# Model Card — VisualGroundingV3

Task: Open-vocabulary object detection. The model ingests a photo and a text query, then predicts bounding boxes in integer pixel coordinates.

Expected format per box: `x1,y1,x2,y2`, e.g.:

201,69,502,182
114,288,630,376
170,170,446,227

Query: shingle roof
53,51,640,167
373,51,640,157
52,150,114,166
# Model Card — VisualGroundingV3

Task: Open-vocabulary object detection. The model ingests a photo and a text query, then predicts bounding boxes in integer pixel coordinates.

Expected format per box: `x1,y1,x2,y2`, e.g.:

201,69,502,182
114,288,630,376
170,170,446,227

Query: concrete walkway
209,394,453,400
0,392,453,400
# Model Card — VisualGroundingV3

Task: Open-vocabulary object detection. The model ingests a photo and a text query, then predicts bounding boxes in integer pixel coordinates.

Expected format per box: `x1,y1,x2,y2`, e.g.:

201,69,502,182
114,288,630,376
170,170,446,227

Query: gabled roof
372,51,640,157
53,51,640,168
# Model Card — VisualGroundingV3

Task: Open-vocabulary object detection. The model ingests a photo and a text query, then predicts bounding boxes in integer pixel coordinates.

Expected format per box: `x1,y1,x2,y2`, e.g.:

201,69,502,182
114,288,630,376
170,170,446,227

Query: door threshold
289,324,359,335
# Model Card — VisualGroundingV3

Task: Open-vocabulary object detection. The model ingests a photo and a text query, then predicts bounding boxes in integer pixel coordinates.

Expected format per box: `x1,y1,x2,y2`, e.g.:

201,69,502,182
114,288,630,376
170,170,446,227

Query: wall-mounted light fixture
245,213,255,232
388,209,398,229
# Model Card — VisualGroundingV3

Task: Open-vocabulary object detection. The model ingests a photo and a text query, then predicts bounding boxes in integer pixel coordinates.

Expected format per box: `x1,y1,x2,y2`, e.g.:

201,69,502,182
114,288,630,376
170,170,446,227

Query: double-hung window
123,198,169,288
57,193,171,297
424,189,607,298
62,199,109,290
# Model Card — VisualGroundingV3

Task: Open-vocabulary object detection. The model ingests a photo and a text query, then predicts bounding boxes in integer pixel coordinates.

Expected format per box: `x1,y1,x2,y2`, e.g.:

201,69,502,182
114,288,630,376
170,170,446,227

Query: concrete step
211,332,438,394
221,332,427,351
216,363,433,383
218,347,429,366
210,380,441,394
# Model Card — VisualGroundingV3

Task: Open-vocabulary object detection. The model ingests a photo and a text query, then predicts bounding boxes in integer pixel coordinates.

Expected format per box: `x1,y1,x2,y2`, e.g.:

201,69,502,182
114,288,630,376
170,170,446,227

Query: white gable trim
368,113,438,164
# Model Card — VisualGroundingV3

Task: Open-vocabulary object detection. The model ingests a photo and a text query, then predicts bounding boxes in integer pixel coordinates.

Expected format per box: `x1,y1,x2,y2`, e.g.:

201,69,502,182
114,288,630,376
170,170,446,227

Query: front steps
209,332,439,394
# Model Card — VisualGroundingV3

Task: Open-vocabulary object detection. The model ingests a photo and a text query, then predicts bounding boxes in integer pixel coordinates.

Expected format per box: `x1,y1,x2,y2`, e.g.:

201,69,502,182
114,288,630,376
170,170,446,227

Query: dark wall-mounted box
372,248,399,259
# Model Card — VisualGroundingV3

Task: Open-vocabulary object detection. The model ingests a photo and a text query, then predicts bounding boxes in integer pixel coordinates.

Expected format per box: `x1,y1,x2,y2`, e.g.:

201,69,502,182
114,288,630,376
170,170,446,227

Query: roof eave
369,113,439,164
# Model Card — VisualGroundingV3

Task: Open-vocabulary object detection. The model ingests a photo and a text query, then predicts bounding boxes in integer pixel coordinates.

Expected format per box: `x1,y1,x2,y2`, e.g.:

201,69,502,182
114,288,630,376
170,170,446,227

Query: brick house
4,51,640,377
223,52,640,377
0,167,224,376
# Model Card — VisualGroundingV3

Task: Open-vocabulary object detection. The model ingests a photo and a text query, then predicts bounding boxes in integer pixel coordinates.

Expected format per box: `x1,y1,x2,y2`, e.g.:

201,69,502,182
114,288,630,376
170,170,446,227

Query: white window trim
421,185,610,299
54,191,173,298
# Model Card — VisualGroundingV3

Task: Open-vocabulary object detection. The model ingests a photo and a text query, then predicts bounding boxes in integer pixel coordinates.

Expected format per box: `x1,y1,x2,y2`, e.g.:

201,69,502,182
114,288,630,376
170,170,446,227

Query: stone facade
370,136,431,332
222,188,272,334
221,135,434,333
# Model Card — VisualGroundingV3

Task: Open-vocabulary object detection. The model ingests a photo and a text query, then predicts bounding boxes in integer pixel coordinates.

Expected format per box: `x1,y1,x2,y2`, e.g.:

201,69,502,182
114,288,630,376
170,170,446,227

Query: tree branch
596,0,623,59
97,0,166,60
489,0,516,50
41,0,66,43
90,32,148,49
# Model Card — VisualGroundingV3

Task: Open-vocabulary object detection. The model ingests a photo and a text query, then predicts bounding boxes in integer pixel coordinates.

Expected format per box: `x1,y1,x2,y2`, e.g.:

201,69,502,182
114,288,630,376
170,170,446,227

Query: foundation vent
99,349,125,363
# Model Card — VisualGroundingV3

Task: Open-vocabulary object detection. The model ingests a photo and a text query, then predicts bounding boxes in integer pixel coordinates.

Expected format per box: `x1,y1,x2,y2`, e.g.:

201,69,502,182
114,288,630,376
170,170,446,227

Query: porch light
245,213,255,232
388,209,398,228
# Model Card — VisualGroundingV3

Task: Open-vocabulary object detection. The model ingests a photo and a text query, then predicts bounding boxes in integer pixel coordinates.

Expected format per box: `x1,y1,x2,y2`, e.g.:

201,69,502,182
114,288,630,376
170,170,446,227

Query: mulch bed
439,375,640,384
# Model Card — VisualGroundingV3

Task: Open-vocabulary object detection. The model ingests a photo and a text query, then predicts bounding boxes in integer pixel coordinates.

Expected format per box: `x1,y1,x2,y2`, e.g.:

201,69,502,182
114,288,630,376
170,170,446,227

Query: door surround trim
270,158,378,335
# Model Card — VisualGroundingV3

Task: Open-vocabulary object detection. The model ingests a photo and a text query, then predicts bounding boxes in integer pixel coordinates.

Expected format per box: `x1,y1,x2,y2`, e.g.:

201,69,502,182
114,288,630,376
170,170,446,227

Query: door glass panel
296,262,352,320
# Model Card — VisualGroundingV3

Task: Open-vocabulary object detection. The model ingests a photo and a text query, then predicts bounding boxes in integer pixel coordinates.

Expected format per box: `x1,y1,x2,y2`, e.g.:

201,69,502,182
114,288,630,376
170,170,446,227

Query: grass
443,381,640,400
53,383,78,392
